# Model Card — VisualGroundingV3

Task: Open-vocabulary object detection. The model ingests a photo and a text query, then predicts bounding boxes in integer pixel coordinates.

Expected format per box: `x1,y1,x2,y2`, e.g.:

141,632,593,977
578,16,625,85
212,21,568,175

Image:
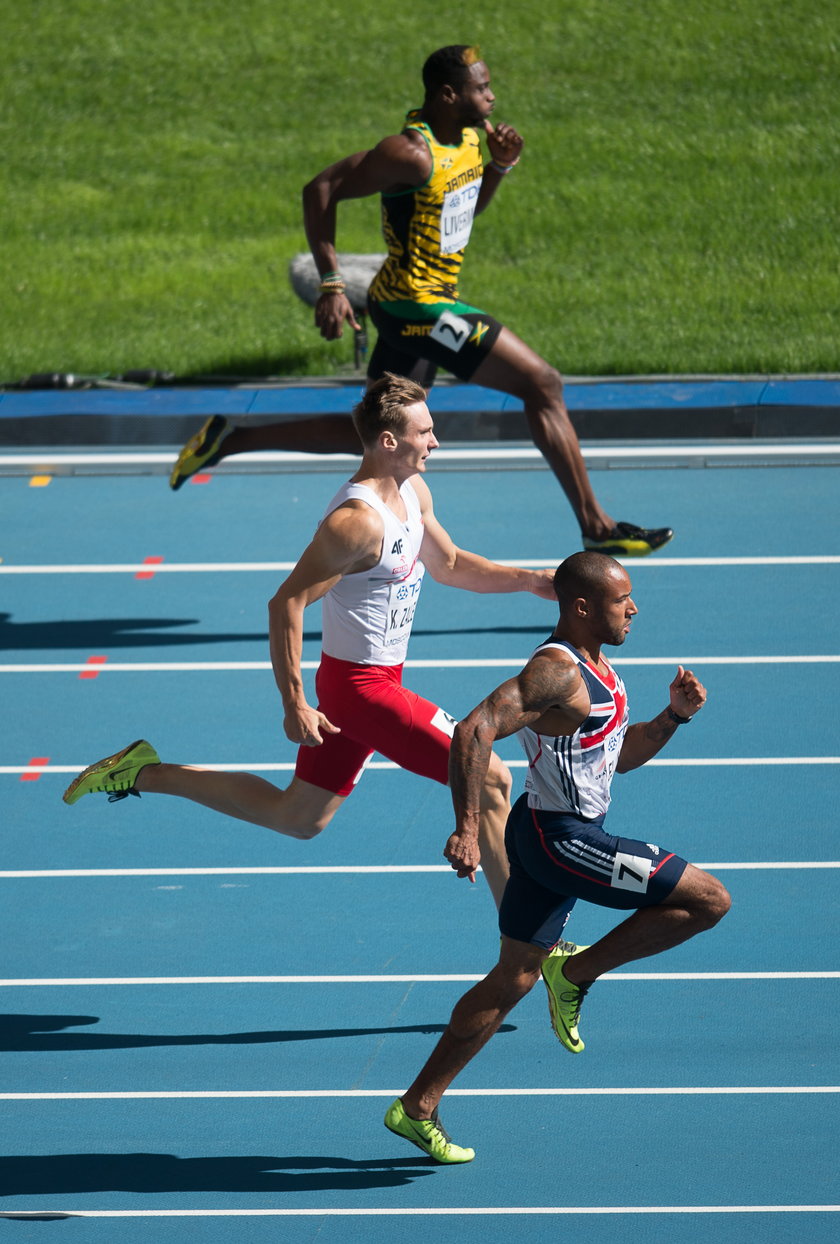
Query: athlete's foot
62,740,161,805
541,943,592,1052
384,1098,475,1163
582,522,674,558
170,415,231,490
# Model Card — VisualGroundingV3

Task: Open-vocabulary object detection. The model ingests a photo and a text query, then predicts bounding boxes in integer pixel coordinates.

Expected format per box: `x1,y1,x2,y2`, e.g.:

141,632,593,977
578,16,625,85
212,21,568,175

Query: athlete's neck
551,626,604,671
416,104,464,147
349,467,411,519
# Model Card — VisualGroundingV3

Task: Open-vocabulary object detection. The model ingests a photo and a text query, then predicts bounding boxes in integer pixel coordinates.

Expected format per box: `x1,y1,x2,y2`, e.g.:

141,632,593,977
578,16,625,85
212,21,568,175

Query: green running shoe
169,414,231,490
583,522,674,557
384,1098,475,1164
541,940,591,1053
62,740,160,805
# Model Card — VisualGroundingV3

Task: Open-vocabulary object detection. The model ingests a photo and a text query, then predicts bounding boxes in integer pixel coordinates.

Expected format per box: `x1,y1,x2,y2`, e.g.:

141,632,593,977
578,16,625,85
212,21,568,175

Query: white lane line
4,757,838,776
2,1086,838,1101
1,555,840,573
1,1206,838,1218
2,656,839,674
1,861,837,879
0,972,836,986
2,441,839,466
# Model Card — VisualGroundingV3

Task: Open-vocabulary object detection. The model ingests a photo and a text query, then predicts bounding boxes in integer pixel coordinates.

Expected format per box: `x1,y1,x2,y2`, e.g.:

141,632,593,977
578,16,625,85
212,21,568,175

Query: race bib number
383,565,424,649
439,178,481,254
430,309,472,354
611,851,652,894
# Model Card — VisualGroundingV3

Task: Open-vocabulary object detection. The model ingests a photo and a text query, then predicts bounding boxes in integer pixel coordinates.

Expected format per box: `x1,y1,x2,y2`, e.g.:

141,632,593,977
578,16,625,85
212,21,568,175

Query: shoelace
428,1109,454,1142
107,788,141,803
557,982,589,1024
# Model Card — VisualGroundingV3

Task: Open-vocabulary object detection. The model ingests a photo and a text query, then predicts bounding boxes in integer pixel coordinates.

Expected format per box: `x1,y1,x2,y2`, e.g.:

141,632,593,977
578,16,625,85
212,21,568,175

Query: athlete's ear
573,596,588,618
380,429,399,451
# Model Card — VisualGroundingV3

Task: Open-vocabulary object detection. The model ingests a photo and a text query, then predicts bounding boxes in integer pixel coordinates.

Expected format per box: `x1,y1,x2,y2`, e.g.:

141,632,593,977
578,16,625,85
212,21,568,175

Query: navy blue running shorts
367,298,504,386
499,793,689,949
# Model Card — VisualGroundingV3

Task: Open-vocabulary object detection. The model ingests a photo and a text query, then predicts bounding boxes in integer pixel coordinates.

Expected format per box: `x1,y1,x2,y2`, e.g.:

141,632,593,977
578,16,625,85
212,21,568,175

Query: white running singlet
319,480,425,666
518,639,629,819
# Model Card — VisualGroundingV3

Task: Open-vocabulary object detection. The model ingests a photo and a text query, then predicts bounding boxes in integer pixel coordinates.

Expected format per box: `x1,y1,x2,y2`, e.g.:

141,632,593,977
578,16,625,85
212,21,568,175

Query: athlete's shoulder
517,645,587,715
320,496,384,553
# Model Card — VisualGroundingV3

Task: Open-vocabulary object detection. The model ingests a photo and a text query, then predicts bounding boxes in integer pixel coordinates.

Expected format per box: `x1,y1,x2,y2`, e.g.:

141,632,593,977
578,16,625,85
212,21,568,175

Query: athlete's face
588,568,638,647
455,61,495,127
396,402,439,473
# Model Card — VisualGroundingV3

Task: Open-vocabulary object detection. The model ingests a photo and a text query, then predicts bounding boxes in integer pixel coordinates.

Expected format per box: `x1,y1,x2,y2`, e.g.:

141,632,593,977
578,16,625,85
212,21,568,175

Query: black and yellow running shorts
367,297,503,385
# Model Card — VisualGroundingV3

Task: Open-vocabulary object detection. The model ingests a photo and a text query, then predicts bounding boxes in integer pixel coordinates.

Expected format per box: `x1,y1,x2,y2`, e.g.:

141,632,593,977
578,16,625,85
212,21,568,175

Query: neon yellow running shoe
541,940,592,1053
583,522,674,557
62,740,160,805
384,1098,475,1164
169,415,231,490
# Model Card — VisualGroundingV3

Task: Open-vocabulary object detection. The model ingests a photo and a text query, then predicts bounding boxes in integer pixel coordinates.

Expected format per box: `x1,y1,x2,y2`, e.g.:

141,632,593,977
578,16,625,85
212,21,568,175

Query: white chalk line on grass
1,1205,838,1219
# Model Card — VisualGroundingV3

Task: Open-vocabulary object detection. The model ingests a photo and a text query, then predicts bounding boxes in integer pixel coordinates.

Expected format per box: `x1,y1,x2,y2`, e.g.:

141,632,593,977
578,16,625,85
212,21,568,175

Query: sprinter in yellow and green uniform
170,46,673,559
366,108,503,380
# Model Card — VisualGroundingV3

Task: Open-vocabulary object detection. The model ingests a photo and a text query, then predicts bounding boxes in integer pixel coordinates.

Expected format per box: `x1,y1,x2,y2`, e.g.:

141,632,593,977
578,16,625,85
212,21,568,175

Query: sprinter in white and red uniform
63,373,556,909
382,552,731,1165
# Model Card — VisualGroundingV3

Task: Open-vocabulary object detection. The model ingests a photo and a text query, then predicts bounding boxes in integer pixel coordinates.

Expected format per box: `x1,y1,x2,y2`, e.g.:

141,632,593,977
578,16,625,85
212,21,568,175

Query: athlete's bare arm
411,477,556,599
444,651,588,878
476,119,524,214
268,503,385,746
617,665,707,772
302,133,432,340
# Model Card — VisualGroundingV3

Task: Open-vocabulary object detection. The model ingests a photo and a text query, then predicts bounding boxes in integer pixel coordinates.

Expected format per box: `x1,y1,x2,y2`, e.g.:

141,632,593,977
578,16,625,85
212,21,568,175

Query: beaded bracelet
319,271,346,295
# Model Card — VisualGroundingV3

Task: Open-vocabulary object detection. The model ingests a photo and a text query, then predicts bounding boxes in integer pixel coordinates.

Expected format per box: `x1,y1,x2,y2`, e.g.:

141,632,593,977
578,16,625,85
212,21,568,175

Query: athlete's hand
443,826,481,884
669,666,706,720
314,292,361,341
284,704,341,747
484,119,524,167
529,568,558,600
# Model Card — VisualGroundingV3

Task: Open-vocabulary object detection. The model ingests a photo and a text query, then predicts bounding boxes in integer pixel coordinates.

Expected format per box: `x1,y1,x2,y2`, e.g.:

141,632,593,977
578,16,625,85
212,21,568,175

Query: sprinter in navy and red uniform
383,551,731,1164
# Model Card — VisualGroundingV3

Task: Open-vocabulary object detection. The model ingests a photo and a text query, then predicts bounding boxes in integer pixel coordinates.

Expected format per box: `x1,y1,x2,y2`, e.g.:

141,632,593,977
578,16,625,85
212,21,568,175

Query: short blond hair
352,372,427,447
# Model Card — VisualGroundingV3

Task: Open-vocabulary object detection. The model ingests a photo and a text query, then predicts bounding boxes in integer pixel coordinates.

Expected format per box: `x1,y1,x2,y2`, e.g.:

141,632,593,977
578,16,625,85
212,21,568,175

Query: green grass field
3,0,837,381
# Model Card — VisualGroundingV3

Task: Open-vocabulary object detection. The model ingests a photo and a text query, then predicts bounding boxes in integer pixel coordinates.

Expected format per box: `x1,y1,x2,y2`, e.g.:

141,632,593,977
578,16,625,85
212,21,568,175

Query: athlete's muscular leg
474,752,513,907
471,328,615,541
135,765,345,840
563,863,731,985
208,350,435,460
401,936,545,1120
216,416,362,459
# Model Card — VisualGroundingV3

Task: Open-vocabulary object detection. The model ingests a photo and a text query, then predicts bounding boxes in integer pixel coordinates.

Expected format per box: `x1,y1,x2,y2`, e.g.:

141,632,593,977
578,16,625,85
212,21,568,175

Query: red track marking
136,556,164,580
190,474,212,485
20,757,50,782
79,655,108,680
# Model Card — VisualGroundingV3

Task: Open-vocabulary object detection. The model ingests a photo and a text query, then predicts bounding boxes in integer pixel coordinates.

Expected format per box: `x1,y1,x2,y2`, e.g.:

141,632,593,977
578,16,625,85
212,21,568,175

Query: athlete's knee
495,937,545,1002
683,867,731,928
279,818,327,841
270,781,342,840
524,358,565,408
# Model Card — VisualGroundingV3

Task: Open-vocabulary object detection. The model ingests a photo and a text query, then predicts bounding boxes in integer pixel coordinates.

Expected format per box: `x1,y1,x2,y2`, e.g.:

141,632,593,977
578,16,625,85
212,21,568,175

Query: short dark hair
352,372,428,447
422,45,481,97
553,552,624,612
